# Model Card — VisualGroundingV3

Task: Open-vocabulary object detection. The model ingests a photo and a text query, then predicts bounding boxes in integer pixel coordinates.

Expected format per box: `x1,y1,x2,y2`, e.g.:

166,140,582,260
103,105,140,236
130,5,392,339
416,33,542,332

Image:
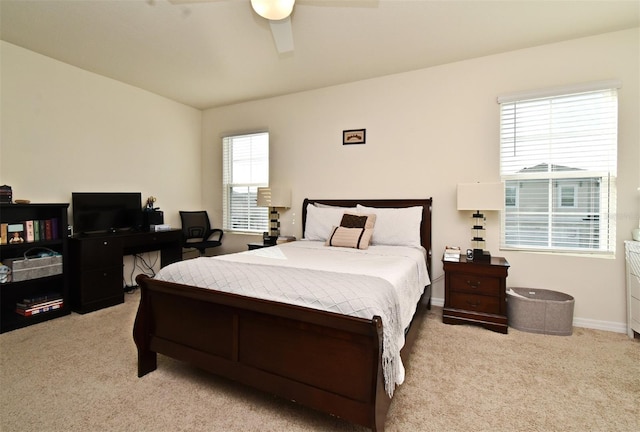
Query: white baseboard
429,296,627,334
572,317,627,334
431,296,444,307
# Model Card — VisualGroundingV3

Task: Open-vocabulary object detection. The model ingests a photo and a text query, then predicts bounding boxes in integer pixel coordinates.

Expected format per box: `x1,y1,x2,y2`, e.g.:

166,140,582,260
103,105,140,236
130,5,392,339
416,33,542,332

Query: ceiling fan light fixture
251,0,295,21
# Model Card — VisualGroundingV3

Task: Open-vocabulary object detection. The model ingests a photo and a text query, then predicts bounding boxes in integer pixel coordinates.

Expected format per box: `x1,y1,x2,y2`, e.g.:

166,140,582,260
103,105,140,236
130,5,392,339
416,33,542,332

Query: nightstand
442,255,510,334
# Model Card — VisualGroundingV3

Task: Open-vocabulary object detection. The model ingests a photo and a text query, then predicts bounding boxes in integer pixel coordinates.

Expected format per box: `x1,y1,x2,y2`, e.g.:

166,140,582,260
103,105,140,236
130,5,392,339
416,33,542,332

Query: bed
133,198,433,432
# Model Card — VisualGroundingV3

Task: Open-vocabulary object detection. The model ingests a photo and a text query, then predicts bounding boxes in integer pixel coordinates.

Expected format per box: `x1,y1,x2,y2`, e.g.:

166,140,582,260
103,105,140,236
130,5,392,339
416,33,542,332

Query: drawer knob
466,280,481,289
466,300,480,308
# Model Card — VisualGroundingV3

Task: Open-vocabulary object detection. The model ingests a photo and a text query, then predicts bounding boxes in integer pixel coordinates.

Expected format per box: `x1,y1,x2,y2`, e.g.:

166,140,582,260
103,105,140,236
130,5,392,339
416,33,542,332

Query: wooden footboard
134,275,429,432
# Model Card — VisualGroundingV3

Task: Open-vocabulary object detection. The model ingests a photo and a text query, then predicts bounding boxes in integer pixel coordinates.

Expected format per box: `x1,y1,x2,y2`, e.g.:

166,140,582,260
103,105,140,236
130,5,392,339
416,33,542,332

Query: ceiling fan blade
168,0,295,54
269,17,294,53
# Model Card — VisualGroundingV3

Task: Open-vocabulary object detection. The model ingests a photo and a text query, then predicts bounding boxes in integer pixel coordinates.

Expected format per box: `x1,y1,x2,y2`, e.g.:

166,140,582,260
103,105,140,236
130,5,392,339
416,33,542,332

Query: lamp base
262,232,278,246
472,249,492,261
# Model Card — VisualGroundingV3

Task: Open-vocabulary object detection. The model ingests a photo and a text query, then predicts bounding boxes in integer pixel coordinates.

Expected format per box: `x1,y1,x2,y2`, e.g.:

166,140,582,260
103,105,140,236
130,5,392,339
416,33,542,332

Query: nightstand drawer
449,273,501,296
449,291,501,315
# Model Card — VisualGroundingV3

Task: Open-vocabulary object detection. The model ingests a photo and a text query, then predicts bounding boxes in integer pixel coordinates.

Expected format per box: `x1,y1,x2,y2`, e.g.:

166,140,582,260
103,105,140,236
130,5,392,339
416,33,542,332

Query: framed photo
343,129,366,145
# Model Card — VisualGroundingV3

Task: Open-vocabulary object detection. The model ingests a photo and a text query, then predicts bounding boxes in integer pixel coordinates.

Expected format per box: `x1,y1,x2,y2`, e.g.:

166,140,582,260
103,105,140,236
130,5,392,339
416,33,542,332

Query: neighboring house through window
222,132,269,233
498,82,619,253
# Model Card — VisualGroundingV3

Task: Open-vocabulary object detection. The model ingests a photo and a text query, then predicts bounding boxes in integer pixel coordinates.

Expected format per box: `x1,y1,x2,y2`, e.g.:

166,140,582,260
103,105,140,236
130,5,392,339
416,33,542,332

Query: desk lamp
257,187,291,243
457,182,504,261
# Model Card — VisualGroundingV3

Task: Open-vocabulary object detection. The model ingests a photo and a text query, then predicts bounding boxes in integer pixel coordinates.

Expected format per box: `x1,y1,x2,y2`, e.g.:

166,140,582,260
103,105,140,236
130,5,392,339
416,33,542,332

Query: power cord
123,251,160,293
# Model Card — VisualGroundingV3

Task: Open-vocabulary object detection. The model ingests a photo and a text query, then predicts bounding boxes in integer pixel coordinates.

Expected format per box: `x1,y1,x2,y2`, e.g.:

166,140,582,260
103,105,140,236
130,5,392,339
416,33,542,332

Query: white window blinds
222,132,269,232
499,85,618,253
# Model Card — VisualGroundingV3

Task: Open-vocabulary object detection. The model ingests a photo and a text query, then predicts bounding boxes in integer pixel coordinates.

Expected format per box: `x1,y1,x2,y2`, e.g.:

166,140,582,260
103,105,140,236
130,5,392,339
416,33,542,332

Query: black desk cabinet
69,229,181,314
69,236,123,313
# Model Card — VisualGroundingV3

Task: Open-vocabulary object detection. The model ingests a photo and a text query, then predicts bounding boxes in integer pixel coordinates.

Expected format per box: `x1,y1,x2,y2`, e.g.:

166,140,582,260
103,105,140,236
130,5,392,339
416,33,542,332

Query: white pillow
356,204,423,247
304,203,355,241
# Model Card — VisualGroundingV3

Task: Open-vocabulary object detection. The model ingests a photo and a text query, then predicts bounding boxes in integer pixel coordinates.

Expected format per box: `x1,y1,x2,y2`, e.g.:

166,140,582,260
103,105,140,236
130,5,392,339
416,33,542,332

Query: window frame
222,132,269,234
498,83,619,255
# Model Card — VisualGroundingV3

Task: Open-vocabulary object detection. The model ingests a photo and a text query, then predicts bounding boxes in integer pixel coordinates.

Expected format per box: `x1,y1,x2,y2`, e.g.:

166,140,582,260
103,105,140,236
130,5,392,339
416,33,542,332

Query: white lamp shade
257,187,291,208
251,0,295,21
457,182,504,211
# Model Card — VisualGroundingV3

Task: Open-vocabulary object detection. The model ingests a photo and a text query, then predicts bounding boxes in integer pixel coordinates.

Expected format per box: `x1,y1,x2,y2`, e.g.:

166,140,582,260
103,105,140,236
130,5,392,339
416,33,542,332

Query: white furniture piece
624,240,640,338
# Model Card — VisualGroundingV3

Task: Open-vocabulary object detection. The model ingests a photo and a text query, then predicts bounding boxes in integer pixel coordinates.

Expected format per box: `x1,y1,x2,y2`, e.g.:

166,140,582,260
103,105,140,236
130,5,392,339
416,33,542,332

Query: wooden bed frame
133,198,432,432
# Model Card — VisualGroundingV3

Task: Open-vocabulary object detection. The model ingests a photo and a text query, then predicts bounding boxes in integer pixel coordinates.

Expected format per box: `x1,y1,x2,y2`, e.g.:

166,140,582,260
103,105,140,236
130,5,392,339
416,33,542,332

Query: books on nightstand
444,246,461,262
276,235,296,244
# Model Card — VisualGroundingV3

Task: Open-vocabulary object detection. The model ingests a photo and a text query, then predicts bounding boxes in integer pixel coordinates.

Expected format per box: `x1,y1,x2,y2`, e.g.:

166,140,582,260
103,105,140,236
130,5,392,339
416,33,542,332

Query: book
39,220,47,240
16,298,63,310
44,219,53,240
33,220,41,242
25,220,35,242
444,246,461,262
16,300,63,316
19,292,62,306
0,223,7,245
51,218,59,239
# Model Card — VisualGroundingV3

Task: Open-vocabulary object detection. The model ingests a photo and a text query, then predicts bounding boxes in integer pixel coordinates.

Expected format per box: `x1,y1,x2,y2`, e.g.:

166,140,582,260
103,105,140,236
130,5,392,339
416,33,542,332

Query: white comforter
155,240,430,396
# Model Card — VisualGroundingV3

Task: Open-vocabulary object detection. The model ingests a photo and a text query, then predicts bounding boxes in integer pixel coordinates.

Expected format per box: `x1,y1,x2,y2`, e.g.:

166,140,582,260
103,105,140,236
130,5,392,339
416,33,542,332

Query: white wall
0,41,203,229
202,28,639,331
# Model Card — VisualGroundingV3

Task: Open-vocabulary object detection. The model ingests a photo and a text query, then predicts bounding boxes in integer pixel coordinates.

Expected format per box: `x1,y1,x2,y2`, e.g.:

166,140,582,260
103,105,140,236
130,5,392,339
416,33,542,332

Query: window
559,184,576,208
499,83,618,253
505,185,518,208
222,132,269,233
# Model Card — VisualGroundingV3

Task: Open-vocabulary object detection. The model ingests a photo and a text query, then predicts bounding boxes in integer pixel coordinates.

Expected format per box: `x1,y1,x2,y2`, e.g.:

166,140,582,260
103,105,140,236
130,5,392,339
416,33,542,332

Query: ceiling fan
168,0,298,54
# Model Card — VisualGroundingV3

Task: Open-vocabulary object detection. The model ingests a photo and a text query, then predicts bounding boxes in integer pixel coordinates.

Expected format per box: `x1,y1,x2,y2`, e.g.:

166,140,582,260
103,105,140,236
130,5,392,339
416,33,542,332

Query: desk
69,229,181,313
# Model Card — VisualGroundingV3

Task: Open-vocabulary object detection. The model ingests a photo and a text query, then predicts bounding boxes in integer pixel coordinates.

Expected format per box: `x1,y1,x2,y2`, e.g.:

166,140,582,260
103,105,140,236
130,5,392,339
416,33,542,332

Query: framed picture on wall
343,129,366,145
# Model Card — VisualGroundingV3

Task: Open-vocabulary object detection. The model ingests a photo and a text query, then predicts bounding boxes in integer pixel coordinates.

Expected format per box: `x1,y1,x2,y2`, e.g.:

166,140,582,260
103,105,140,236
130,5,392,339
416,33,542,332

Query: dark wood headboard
302,198,433,277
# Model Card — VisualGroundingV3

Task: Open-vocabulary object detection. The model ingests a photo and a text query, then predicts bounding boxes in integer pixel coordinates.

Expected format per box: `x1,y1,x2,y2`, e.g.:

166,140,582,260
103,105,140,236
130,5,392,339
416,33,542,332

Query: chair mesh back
180,211,210,240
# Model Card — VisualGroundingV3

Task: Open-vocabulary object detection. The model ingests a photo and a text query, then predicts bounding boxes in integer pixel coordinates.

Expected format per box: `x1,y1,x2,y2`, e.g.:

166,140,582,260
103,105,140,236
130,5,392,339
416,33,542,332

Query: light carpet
1,290,639,432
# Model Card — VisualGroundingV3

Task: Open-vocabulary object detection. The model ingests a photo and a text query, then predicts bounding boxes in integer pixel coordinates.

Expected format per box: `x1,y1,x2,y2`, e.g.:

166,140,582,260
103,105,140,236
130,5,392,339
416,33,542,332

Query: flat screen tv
72,192,142,235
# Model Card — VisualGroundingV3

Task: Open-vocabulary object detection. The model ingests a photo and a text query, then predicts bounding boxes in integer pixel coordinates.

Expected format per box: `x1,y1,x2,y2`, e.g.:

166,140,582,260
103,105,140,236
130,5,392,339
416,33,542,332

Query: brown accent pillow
341,212,376,229
340,213,369,228
325,226,373,249
325,213,376,249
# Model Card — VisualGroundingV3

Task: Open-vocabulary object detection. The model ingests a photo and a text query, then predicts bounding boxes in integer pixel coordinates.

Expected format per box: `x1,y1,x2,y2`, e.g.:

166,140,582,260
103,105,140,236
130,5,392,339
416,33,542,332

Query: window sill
499,247,615,259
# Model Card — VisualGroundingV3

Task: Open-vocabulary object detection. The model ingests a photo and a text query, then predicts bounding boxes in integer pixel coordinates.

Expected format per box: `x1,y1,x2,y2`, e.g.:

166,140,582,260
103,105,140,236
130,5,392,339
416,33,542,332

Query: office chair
179,211,224,256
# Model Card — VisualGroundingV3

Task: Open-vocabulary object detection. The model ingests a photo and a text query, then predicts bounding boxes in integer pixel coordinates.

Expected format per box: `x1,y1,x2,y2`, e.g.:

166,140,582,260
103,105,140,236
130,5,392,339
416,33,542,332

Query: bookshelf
0,203,70,333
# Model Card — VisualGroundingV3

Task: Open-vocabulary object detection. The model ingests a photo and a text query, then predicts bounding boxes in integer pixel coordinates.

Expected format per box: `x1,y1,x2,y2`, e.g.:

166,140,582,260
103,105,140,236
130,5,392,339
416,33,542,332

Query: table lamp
457,182,504,261
257,187,291,243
